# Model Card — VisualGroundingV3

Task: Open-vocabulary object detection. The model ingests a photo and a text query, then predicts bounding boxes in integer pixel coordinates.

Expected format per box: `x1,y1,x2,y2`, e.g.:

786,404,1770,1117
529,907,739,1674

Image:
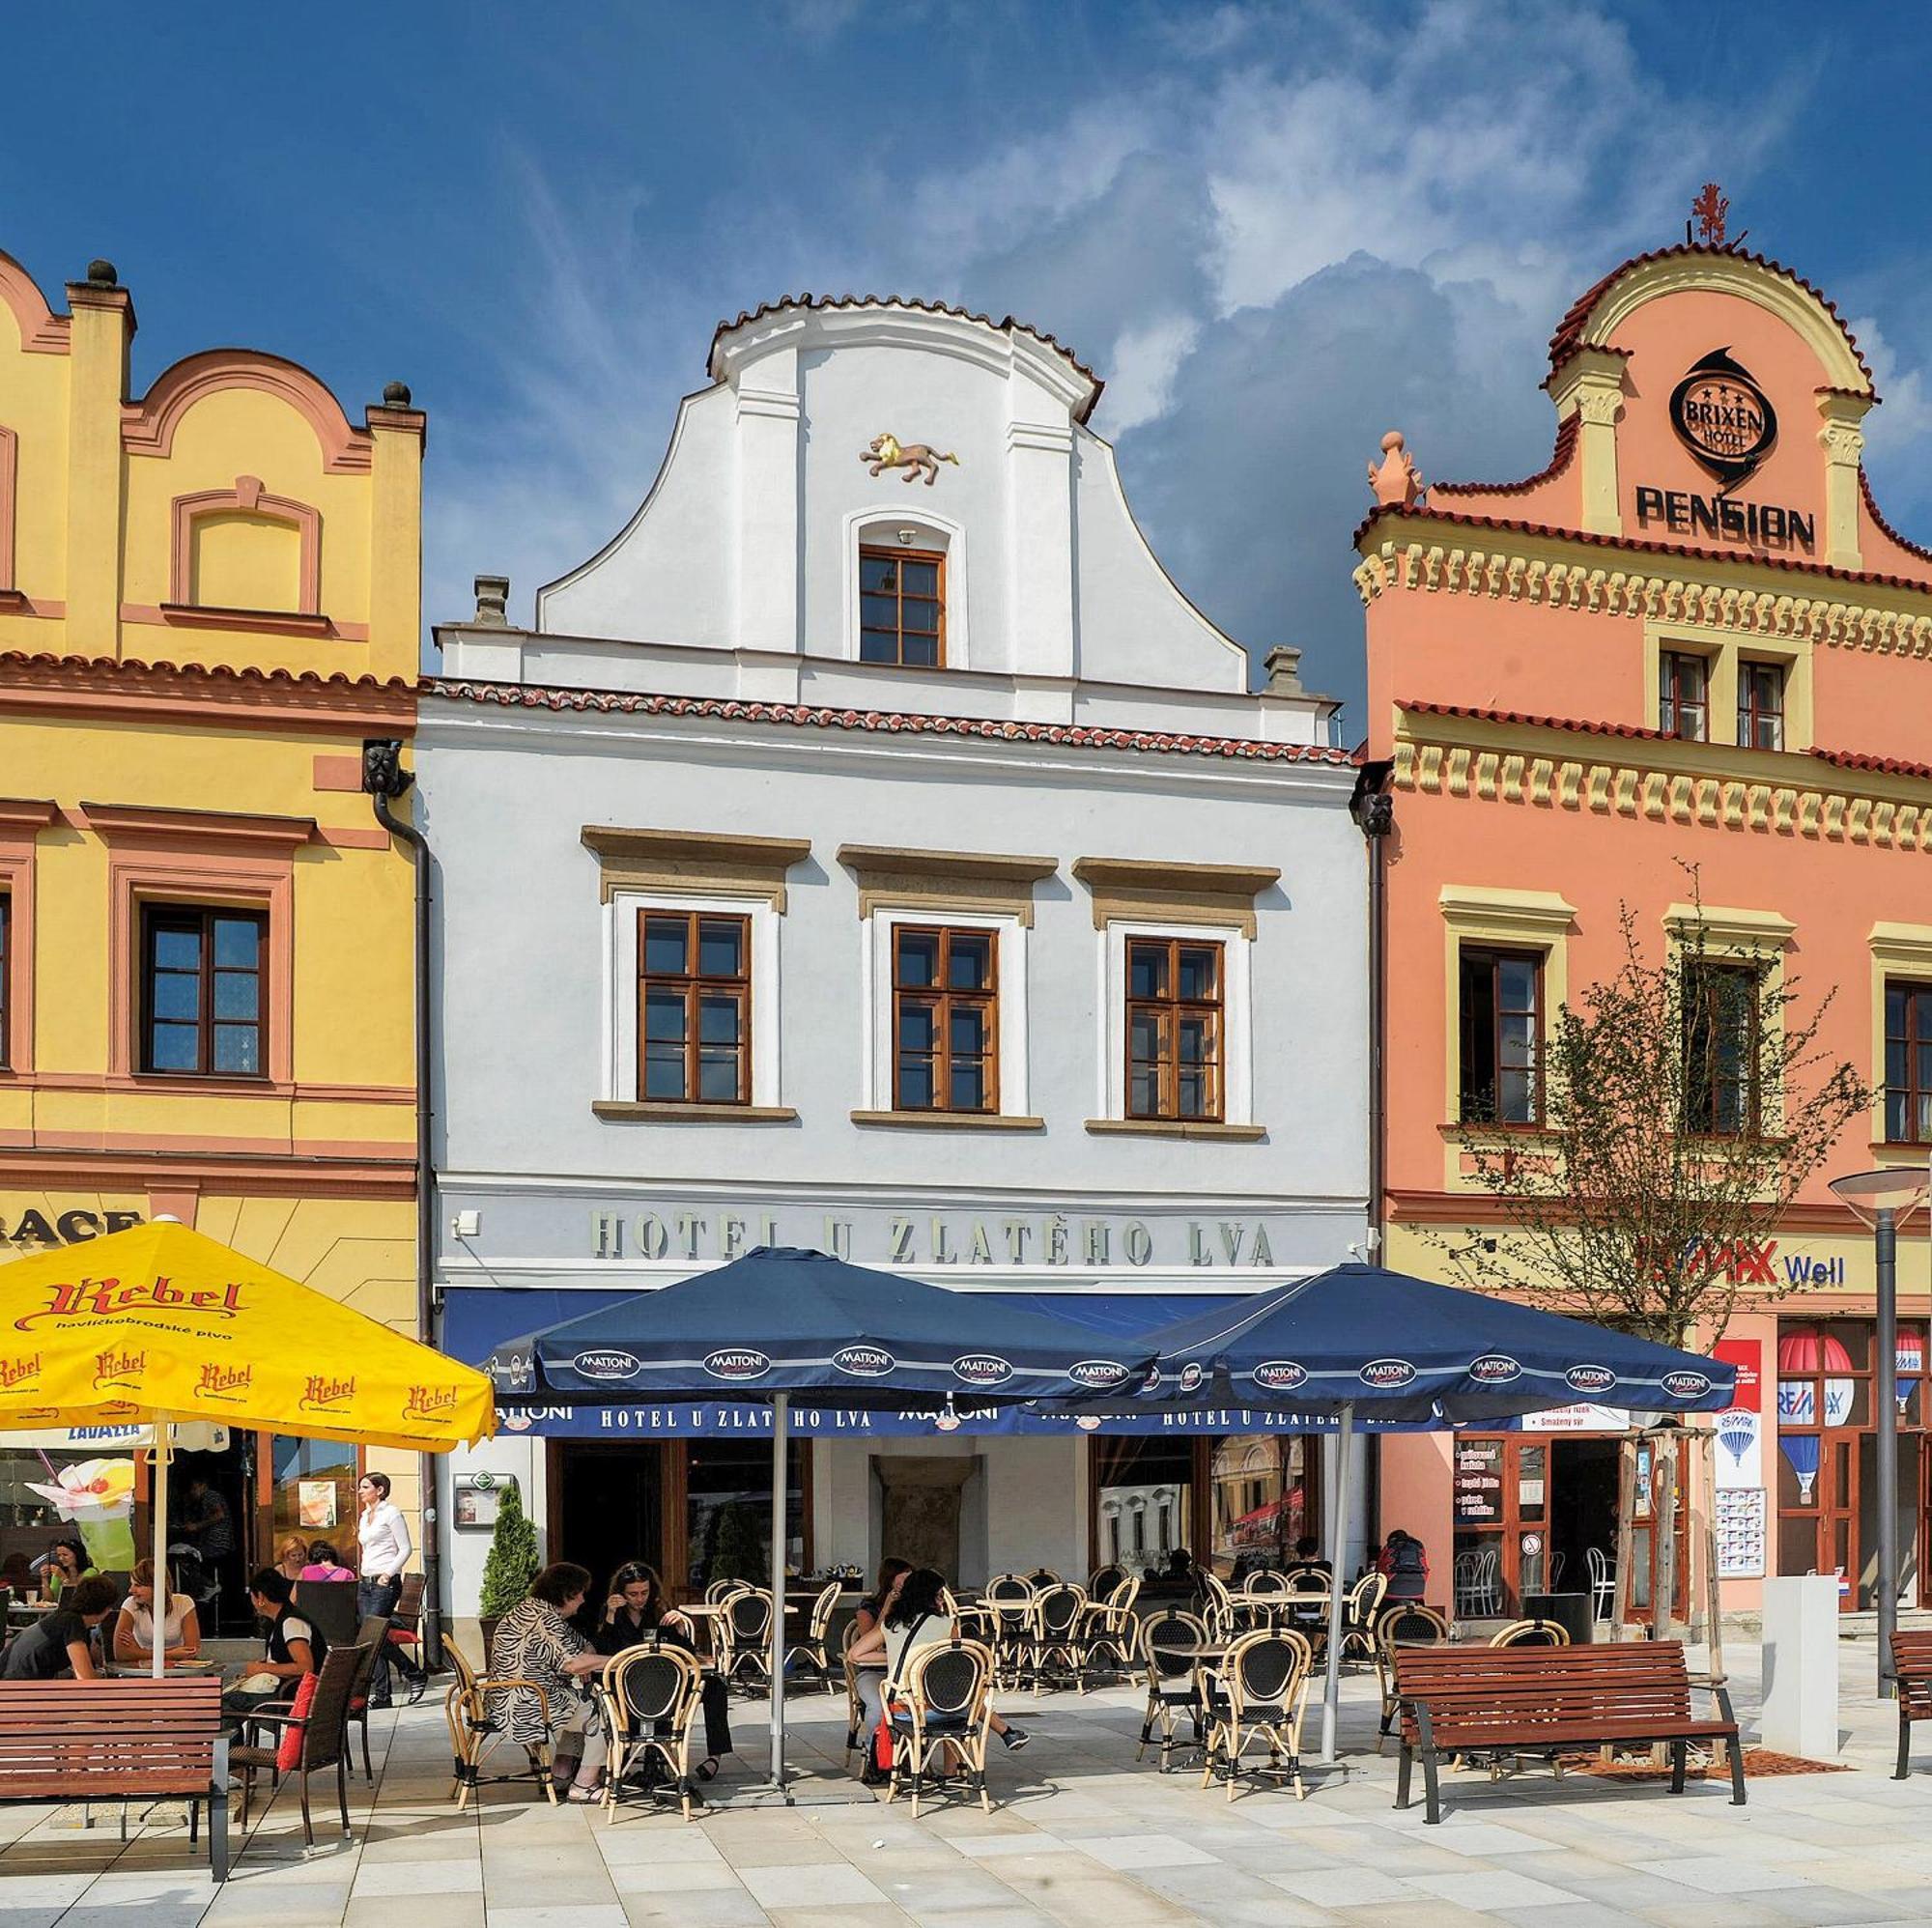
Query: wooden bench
0,1678,229,1880
1888,1630,1932,1779
1391,1641,1743,1825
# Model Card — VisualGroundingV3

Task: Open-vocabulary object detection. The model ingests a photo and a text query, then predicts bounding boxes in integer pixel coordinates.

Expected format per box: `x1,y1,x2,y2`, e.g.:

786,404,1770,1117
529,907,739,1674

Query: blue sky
6,1,1929,727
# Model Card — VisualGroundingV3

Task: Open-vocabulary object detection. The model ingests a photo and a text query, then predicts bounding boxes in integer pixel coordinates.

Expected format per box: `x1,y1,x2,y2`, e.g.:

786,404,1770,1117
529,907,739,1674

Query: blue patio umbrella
1089,1262,1738,1424
485,1246,1147,1793
1041,1262,1737,1761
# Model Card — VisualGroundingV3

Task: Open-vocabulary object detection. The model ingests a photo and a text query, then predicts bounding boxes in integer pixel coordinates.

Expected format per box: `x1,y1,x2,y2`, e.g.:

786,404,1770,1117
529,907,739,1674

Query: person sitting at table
29,1538,98,1601
1,1574,116,1680
1285,1535,1331,1580
594,1559,733,1783
849,1566,1027,1785
274,1533,309,1583
487,1562,608,1802
298,1541,356,1582
1378,1528,1430,1601
221,1567,326,1728
112,1558,201,1666
844,1557,912,1769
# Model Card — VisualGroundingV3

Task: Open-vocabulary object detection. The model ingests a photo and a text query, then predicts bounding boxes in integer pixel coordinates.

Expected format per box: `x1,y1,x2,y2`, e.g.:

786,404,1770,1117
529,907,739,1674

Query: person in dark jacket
594,1560,732,1781
1378,1528,1430,1601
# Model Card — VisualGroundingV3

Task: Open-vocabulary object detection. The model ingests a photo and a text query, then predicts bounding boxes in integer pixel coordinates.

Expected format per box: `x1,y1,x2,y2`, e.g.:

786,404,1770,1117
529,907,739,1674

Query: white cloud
419,0,1878,721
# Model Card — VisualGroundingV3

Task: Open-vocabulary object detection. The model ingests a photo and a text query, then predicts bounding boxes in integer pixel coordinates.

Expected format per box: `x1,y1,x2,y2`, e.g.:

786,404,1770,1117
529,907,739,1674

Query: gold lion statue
861,433,959,486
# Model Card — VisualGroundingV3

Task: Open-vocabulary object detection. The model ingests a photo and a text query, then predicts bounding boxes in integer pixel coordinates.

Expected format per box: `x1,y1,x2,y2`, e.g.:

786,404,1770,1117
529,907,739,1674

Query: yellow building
0,247,424,1620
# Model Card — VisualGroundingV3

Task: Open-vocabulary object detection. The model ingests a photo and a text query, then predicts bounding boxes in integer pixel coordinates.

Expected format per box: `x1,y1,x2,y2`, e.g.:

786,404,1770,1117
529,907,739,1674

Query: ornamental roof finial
1690,183,1731,248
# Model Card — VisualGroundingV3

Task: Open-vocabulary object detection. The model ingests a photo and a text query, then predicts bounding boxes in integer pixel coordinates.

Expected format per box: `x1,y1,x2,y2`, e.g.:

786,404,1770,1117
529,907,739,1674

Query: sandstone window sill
592,1101,798,1123
850,1109,1045,1131
1084,1118,1265,1141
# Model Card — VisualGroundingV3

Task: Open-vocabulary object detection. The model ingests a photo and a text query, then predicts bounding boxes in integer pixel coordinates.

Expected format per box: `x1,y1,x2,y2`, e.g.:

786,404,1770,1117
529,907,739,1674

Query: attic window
859,545,945,667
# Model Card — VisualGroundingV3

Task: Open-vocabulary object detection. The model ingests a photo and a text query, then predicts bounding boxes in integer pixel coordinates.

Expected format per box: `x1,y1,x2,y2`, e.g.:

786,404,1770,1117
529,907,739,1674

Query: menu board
1716,1487,1767,1580
1454,1439,1506,1524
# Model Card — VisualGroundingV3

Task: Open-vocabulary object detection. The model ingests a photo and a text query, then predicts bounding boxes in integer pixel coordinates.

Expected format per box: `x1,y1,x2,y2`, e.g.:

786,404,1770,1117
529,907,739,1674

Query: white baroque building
420,298,1370,1607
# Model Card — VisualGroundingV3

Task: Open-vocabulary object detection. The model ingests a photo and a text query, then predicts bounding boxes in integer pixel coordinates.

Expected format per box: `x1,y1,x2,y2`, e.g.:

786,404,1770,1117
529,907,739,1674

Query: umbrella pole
1320,1402,1353,1763
768,1394,790,1799
151,1413,170,1680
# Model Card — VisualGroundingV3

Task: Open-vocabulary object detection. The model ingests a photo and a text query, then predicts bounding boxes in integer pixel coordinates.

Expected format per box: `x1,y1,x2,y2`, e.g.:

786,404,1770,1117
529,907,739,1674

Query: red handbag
872,1714,895,1772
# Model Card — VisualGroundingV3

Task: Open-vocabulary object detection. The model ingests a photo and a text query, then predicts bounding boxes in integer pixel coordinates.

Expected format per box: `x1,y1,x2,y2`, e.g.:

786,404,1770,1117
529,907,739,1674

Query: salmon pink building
1357,239,1932,1619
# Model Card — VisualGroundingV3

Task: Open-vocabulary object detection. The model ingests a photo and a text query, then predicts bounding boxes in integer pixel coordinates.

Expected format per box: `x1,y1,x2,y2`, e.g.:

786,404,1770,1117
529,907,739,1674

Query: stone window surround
1437,886,1577,1159
1642,620,1813,755
838,844,1053,1128
82,801,314,1091
1073,857,1277,1141
582,826,810,1122
1867,921,1932,1156
0,798,56,1073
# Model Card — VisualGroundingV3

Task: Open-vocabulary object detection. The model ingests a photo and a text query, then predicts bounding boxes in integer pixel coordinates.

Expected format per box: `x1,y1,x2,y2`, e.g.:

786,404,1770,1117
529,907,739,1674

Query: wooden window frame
1125,934,1225,1123
890,922,998,1115
1886,977,1932,1148
1457,946,1544,1126
637,909,753,1107
1682,958,1760,1138
1737,659,1786,751
138,904,269,1080
858,544,946,668
1659,649,1710,742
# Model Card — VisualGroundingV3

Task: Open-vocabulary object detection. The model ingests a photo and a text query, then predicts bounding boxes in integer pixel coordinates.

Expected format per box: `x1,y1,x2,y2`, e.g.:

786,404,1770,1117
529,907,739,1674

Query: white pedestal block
1759,1574,1840,1760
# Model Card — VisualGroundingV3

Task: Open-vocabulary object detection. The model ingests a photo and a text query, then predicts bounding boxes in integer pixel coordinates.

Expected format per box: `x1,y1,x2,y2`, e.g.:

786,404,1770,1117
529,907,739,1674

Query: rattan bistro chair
601,1642,705,1823
784,1580,843,1692
442,1638,557,1810
887,1637,996,1818
232,1643,367,1851
1201,1629,1315,1802
1137,1607,1209,1772
1082,1574,1142,1678
1375,1602,1450,1750
1341,1572,1389,1662
980,1574,1036,1690
1025,1582,1091,1695
718,1586,776,1691
1490,1617,1571,1649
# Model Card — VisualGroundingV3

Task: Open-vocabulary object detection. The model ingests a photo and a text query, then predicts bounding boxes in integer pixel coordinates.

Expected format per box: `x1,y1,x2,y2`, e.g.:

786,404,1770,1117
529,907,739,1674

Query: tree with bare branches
1436,893,1870,1350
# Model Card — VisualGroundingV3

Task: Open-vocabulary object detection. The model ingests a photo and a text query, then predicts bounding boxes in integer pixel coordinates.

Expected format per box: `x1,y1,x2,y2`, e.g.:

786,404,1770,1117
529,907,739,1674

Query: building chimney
1264,645,1305,696
472,575,510,628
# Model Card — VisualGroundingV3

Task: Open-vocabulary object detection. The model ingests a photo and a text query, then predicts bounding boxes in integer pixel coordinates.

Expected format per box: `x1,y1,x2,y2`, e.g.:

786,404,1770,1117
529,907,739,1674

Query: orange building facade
1359,242,1932,1618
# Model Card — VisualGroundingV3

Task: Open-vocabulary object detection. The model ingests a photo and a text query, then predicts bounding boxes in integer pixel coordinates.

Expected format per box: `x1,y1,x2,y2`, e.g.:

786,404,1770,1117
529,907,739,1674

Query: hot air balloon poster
1712,1338,1763,1489
1715,1406,1760,1489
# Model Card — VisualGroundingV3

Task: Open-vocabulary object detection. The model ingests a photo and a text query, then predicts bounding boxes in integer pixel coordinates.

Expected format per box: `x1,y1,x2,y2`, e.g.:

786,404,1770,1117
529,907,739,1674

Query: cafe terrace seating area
3,1622,1928,1928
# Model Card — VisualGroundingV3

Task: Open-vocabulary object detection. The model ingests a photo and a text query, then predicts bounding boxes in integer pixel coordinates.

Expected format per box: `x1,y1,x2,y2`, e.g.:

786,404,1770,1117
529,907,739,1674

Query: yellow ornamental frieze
1393,736,1932,855
1356,536,1932,659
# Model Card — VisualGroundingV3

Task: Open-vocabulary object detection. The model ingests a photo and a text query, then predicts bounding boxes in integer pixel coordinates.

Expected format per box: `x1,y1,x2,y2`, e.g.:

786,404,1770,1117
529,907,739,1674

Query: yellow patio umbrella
0,1219,494,1675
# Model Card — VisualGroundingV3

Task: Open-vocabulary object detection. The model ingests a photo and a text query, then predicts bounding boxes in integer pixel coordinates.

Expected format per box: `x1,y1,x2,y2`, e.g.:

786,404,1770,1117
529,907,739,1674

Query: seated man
1,1574,117,1680
221,1567,327,1728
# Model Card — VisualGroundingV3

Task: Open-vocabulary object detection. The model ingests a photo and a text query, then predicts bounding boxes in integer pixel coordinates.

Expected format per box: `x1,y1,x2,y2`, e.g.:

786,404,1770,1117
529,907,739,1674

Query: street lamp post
1829,1168,1930,1698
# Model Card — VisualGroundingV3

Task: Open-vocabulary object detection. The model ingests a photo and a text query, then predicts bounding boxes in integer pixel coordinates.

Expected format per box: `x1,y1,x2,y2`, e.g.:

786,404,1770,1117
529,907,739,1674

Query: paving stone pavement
6,1637,1932,1925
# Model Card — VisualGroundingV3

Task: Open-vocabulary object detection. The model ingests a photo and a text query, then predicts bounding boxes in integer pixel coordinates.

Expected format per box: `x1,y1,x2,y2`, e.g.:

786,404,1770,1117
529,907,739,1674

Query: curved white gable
536,302,1252,695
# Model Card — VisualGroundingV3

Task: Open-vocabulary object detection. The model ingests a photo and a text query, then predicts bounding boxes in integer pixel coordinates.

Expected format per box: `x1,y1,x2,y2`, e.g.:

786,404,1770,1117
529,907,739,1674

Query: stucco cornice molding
582,823,810,910
0,798,57,834
0,249,70,354
0,649,414,734
1354,526,1932,660
1394,710,1932,855
78,801,318,853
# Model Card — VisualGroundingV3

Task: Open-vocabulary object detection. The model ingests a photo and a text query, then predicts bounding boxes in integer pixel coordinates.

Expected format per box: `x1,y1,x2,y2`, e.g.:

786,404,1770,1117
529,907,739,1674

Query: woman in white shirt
112,1557,201,1666
355,1471,413,1708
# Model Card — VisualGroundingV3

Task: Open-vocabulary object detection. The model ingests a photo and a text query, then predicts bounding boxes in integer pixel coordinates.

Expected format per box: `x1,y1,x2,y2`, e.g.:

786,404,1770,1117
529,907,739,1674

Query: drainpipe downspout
1350,764,1394,1549
364,738,443,1668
